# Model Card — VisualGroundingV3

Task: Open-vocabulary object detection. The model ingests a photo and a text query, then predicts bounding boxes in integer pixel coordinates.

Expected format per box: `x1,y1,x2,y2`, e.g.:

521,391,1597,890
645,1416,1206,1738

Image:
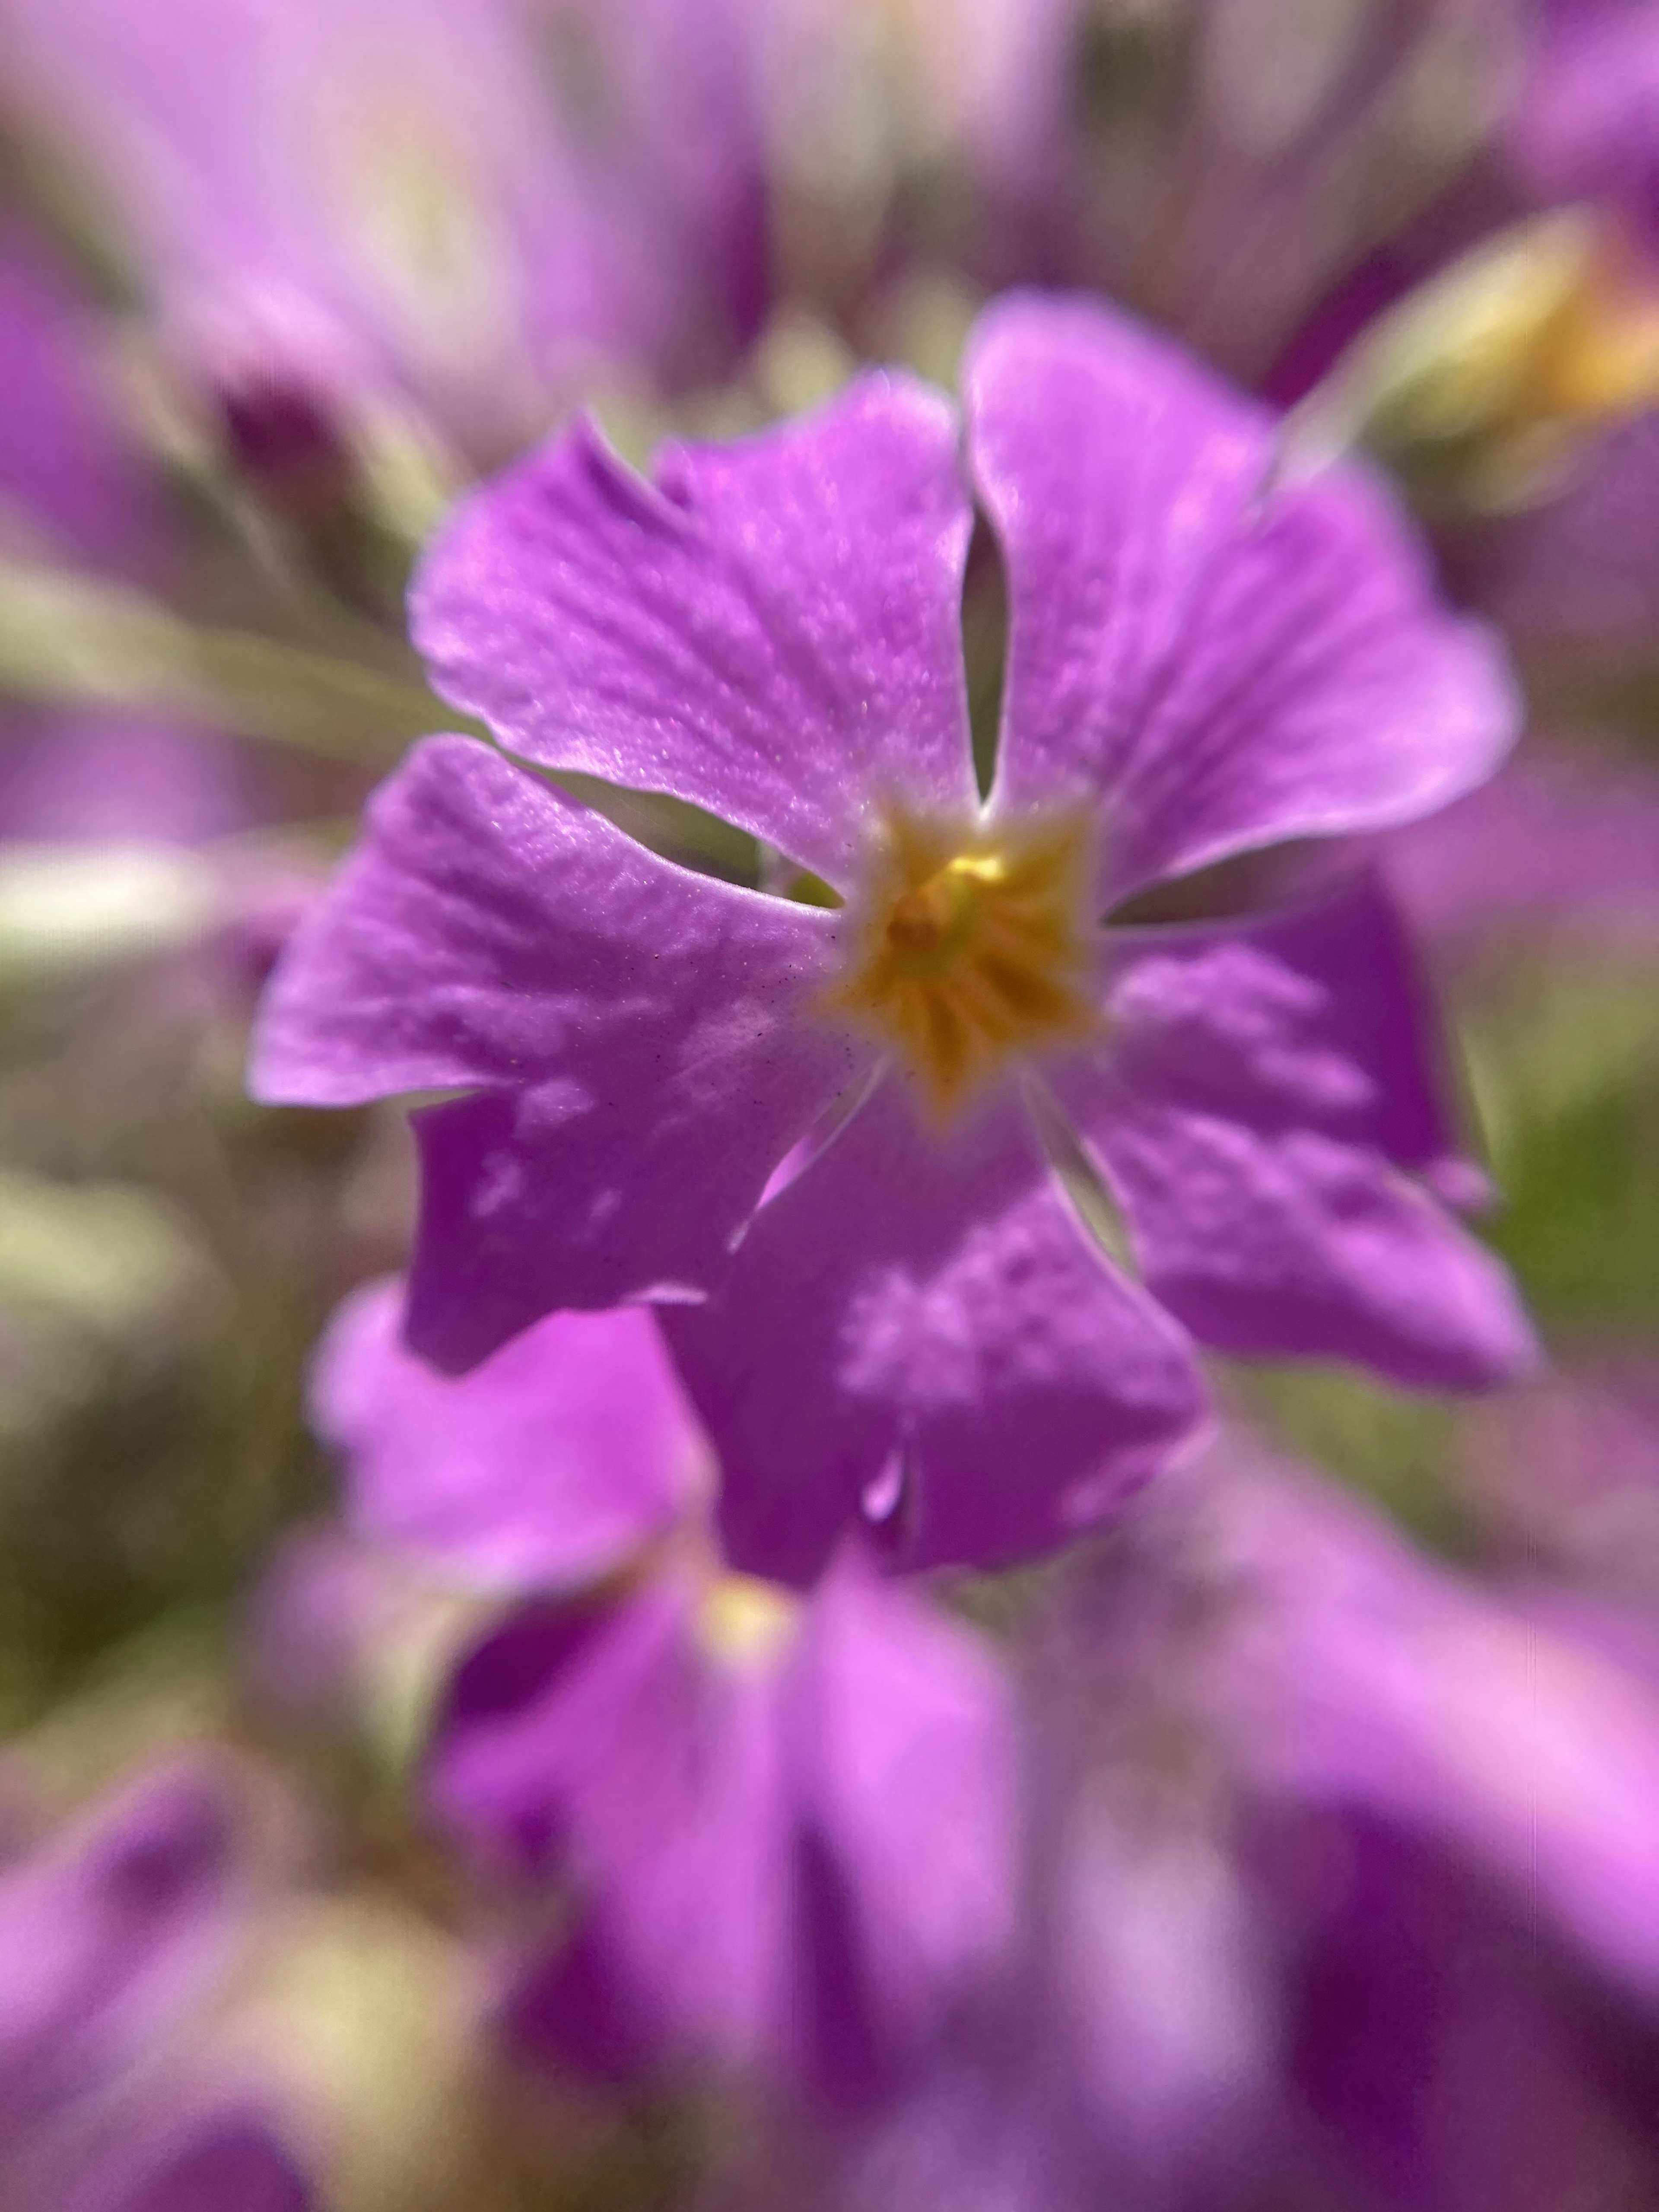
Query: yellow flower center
697,1573,799,1665
822,804,1100,1118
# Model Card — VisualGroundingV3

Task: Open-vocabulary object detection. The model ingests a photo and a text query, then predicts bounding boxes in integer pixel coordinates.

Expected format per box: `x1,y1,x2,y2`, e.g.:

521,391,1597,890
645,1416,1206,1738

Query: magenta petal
430,1556,1014,2098
0,1761,243,2133
965,295,1518,904
781,1560,1017,2066
665,1082,1208,1587
404,1053,814,1370
432,1570,789,2061
1057,882,1537,1389
83,2114,314,2212
1207,1456,1659,2002
252,733,849,1102
310,1280,706,1592
410,378,978,888
251,738,864,1364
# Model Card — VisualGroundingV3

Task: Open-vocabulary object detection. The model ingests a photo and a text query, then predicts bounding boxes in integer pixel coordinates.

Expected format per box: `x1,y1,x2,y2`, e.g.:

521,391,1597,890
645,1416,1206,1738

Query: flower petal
0,1760,245,2126
310,1279,706,1592
411,375,978,890
1055,881,1538,1388
252,734,841,1097
430,1571,790,2065
784,1557,1017,2061
251,737,866,1366
431,1556,1015,2099
665,1081,1208,1587
404,1058,801,1372
965,294,1518,904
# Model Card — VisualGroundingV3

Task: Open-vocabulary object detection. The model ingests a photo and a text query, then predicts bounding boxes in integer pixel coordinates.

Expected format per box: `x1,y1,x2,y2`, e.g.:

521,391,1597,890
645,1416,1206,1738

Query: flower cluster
2,2,1659,2206
255,292,1534,1581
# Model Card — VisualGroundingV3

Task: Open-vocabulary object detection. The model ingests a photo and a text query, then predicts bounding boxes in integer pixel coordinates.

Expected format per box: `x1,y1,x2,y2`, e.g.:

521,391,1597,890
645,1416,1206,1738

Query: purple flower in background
1510,0,1659,247
311,1276,706,1592
0,229,167,578
0,1757,318,2212
779,1798,1278,2212
64,2113,314,2212
1262,1801,1659,2212
1387,744,1659,962
887,1438,1659,2212
1213,1456,1659,2212
1185,1447,1659,2006
431,1553,1016,2106
256,292,1533,1583
249,1295,711,1739
308,1271,1014,2108
0,1761,245,2136
2,0,766,461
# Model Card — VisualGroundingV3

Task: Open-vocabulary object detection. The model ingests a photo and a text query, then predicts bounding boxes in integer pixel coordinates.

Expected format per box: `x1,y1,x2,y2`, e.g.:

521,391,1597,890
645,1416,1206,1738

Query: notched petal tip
410,354,979,890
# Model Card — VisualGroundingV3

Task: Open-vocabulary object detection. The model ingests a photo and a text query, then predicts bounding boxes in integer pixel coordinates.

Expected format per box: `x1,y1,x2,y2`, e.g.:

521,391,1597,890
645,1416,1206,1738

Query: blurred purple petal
0,1761,248,2140
432,1553,1014,2103
0,717,253,849
312,1279,706,1589
1389,746,1659,959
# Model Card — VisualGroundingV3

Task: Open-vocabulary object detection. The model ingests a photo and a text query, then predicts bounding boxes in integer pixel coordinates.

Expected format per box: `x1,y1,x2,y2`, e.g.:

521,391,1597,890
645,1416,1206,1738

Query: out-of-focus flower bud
118,289,459,624
1282,209,1659,509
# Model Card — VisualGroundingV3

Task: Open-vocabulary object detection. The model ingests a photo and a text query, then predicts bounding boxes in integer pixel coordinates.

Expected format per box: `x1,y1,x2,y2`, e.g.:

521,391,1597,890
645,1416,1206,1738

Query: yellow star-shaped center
822,803,1101,1119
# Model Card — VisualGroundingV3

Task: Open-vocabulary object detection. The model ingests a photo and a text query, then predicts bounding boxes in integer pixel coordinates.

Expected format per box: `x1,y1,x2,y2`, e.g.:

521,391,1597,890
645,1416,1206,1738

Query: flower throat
823,804,1100,1118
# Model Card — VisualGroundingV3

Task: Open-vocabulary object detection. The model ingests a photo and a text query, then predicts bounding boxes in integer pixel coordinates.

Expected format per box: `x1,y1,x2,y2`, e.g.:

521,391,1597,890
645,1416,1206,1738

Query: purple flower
255,293,1533,1583
430,1551,1016,2105
305,1276,1017,2106
0,228,165,578
4,0,766,459
1510,0,1659,247
61,2113,314,2212
880,1440,1659,2212
0,1757,319,2212
1386,744,1659,963
310,1276,706,1593
1262,1800,1659,2212
0,1761,246,2138
1180,1447,1659,2007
